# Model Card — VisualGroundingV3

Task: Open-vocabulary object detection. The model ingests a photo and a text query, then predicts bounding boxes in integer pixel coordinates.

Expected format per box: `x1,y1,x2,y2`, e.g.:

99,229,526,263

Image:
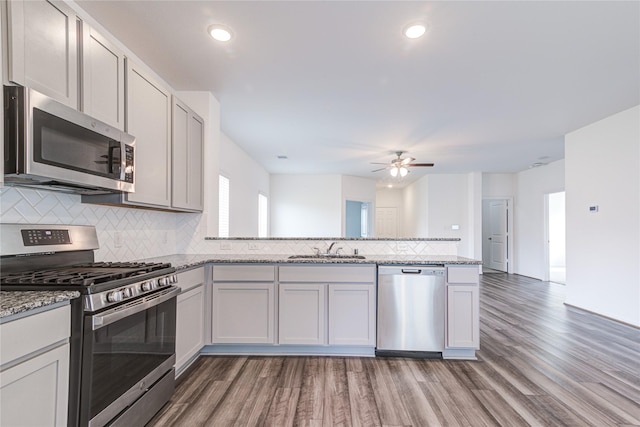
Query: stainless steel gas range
0,224,179,427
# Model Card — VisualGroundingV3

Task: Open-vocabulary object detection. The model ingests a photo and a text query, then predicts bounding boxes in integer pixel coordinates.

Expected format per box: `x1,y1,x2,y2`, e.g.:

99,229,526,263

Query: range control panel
21,229,72,246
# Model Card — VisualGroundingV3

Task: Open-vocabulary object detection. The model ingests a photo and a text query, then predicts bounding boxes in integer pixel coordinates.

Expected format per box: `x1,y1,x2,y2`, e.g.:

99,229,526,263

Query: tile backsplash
1,187,459,260
0,187,178,261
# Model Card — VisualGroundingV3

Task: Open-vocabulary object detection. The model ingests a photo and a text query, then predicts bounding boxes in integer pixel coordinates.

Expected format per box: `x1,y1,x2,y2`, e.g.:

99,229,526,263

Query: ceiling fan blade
400,157,415,165
371,167,388,172
370,162,390,165
407,163,435,167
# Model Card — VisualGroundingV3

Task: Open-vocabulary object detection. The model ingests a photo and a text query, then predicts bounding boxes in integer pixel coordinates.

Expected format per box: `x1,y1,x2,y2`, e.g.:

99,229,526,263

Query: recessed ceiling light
277,155,288,160
404,24,426,39
208,24,233,42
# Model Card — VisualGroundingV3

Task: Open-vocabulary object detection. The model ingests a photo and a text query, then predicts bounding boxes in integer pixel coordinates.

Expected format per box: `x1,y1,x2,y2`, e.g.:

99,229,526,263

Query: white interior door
487,200,508,272
375,207,397,238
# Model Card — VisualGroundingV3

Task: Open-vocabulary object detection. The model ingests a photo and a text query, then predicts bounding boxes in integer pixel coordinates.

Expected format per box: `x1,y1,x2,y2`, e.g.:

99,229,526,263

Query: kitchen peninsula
139,238,481,374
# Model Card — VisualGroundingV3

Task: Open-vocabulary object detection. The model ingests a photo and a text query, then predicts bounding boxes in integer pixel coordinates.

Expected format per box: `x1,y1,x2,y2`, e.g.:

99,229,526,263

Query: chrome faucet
325,241,343,255
312,242,343,256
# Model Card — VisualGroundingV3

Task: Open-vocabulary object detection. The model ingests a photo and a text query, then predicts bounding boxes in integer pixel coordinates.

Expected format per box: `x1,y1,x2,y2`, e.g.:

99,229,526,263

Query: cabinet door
328,284,376,346
212,283,275,344
0,343,70,427
82,25,125,129
176,285,205,373
125,60,172,207
279,284,325,345
8,0,78,108
446,285,480,349
172,98,204,211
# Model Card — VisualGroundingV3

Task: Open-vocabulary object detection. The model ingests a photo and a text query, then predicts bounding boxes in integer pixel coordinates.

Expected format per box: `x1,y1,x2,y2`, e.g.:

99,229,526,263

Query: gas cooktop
0,261,172,287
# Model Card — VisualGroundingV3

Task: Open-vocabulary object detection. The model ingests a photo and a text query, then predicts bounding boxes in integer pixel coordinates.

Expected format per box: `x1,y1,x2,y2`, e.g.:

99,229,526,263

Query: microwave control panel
124,145,134,183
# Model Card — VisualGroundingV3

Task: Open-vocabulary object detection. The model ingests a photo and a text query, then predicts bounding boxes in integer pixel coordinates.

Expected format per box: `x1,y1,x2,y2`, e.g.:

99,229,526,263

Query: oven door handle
91,287,179,330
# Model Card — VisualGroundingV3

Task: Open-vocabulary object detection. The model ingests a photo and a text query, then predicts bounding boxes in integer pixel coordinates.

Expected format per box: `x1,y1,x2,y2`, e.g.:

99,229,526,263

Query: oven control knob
170,275,178,283
141,281,153,292
122,288,133,298
107,291,123,303
159,277,168,286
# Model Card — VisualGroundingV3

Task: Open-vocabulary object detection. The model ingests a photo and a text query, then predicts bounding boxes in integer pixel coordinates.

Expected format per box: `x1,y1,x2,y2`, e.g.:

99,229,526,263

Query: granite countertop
205,237,462,241
0,290,81,319
138,254,481,271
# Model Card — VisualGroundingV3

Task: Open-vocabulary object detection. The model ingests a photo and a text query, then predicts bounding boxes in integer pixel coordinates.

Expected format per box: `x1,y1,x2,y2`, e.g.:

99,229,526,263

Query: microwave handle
108,143,125,178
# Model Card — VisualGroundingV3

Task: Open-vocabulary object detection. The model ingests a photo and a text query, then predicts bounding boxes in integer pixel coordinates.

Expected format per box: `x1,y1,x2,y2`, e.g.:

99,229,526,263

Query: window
218,175,229,237
258,193,268,238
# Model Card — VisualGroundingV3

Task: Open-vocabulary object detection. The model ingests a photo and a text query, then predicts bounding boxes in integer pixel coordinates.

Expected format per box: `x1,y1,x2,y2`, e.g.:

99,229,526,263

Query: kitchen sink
288,254,366,260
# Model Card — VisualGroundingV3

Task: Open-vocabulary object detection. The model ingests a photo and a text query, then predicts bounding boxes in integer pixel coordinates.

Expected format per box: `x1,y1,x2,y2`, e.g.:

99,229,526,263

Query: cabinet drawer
446,266,479,284
1,305,70,365
212,265,275,282
279,265,375,283
177,267,205,292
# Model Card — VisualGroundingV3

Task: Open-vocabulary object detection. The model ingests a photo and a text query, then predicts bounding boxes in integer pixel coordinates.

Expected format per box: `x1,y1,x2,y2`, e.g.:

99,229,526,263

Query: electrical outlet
114,231,123,248
248,243,260,250
162,231,168,244
220,242,231,250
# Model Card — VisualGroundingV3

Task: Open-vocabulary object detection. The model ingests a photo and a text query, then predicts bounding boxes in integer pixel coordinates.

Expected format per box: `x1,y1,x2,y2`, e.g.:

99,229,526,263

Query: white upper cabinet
125,59,172,207
172,97,204,211
81,24,125,130
7,0,78,108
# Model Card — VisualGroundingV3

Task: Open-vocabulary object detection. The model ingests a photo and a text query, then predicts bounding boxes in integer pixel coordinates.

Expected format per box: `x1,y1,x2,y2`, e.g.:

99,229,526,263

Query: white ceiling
78,1,640,187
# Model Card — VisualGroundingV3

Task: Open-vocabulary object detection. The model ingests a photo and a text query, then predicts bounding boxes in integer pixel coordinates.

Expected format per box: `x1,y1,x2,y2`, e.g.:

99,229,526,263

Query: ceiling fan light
208,24,233,42
390,167,399,177
404,24,426,39
399,166,408,177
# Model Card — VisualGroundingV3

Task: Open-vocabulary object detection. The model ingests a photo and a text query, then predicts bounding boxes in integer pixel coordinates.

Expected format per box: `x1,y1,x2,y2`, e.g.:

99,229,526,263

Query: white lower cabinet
445,265,480,350
176,267,206,374
446,285,479,348
211,265,276,344
278,264,377,348
279,284,325,345
328,284,376,346
0,305,71,427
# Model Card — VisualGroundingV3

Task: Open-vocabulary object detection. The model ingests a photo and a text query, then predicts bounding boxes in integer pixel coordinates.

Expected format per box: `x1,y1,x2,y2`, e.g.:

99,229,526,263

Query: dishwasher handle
379,266,445,276
401,268,423,274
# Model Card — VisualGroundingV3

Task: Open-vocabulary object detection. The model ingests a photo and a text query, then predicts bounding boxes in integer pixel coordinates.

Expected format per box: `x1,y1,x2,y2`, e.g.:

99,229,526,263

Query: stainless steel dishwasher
376,265,445,357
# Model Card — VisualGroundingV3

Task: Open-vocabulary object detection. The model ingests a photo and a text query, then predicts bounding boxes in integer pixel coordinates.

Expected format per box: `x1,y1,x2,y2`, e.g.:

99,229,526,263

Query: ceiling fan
371,151,434,177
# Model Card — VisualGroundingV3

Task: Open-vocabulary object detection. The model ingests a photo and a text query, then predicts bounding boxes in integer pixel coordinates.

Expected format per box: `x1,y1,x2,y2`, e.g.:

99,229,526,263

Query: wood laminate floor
149,273,640,426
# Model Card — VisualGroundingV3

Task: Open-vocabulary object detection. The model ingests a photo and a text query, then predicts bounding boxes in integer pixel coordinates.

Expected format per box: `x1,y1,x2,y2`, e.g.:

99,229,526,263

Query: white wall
270,174,342,237
403,176,429,237
565,105,640,327
467,172,483,260
219,132,270,237
379,173,481,258
513,160,565,280
427,174,472,257
483,174,515,198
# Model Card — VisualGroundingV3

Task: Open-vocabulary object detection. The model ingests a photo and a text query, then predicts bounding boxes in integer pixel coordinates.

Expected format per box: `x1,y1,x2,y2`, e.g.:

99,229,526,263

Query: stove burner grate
0,262,172,287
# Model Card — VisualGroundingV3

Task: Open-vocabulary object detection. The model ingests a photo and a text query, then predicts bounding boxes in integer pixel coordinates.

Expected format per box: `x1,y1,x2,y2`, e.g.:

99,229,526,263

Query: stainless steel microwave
3,86,135,194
